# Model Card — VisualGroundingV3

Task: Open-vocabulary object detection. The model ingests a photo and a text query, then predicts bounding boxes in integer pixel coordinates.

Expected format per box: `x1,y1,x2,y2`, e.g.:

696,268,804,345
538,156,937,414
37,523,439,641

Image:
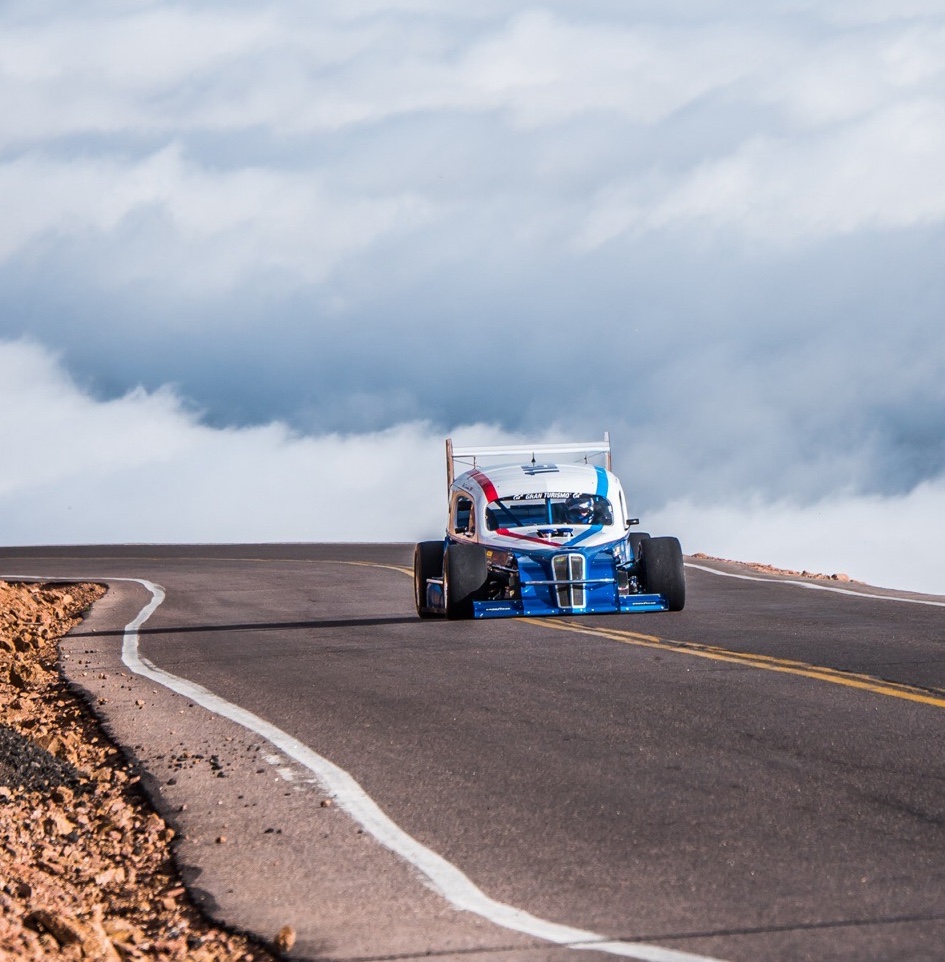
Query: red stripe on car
497,528,570,546
469,468,499,503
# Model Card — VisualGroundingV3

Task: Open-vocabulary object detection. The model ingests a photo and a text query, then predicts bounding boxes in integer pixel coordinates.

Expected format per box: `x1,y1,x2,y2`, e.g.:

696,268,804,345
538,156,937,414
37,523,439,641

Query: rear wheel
642,537,686,611
444,542,488,620
414,541,443,618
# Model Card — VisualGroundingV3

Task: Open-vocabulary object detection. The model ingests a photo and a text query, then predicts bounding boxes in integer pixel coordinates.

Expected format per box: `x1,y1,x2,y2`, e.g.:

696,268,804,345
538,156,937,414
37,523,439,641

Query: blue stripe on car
568,525,601,546
594,465,608,498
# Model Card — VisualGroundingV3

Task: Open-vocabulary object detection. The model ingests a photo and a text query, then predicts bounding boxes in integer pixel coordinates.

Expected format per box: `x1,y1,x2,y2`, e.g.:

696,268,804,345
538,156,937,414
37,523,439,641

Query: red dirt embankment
0,580,281,962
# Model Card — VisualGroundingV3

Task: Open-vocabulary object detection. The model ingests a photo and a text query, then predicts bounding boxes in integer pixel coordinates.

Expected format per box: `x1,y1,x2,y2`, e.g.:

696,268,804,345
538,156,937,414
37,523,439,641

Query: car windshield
485,493,614,530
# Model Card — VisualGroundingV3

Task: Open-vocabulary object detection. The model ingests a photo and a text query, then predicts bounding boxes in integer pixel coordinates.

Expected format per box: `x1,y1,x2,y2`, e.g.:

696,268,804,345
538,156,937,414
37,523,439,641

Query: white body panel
449,462,629,552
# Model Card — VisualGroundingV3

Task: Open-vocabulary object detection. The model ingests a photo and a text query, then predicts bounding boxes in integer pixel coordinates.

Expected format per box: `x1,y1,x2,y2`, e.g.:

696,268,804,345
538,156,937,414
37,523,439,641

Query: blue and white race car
414,435,686,619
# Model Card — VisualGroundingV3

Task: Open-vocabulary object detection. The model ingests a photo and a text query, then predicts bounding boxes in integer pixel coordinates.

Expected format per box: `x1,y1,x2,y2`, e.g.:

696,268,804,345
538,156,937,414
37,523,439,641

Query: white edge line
685,563,945,608
5,572,725,962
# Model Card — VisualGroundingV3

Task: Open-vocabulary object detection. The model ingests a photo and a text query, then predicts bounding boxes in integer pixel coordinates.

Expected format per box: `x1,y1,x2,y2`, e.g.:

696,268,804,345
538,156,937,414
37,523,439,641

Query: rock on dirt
690,554,854,583
0,580,278,962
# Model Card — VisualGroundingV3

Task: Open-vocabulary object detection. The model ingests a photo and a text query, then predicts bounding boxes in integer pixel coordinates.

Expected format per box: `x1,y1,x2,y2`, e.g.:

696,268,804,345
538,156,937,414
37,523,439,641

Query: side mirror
626,518,640,528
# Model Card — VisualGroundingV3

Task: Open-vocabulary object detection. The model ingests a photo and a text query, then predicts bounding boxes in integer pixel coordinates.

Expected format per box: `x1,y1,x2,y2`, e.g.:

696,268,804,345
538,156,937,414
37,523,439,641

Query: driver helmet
566,495,595,524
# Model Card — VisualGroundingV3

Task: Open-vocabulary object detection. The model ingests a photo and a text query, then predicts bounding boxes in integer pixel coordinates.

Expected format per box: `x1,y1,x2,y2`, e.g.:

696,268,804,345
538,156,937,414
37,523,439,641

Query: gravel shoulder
0,580,282,961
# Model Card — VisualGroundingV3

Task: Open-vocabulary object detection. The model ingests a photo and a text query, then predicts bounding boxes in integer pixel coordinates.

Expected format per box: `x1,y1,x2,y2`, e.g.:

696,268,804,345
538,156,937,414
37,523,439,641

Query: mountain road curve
3,544,945,962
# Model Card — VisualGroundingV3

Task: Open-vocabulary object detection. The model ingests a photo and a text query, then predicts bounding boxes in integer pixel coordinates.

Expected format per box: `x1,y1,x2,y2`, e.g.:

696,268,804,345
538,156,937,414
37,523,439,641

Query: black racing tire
414,541,443,618
642,536,686,612
444,542,488,620
628,532,651,563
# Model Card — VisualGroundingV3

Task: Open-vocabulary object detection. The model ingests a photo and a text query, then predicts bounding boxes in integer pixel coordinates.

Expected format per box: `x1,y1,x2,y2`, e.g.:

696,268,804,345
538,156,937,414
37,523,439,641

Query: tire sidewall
444,542,488,619
414,541,444,617
642,536,686,612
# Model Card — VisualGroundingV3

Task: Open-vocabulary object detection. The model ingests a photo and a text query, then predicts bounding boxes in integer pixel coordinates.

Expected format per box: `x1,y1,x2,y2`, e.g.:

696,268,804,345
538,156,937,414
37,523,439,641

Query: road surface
3,544,945,962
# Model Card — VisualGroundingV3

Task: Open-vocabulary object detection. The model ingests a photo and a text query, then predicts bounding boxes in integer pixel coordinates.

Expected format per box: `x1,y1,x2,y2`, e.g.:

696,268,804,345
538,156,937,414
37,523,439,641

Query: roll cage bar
445,433,613,490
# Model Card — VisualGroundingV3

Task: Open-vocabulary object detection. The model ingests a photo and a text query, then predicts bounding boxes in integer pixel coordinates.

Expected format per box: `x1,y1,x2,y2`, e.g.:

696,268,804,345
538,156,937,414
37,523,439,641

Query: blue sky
2,1,945,593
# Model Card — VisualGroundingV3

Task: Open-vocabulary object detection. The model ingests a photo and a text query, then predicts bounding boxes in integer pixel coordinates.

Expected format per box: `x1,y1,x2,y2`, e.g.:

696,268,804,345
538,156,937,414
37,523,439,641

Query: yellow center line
361,560,945,711
336,560,414,576
525,617,945,711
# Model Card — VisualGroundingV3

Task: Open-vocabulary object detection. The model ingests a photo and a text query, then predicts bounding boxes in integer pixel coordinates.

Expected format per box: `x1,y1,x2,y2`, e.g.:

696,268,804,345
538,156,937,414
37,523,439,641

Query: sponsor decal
507,491,588,501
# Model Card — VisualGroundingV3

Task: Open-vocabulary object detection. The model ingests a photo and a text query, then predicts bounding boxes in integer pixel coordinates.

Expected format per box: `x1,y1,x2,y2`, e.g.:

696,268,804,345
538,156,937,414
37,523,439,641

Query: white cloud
650,487,945,596
456,11,770,128
0,340,436,542
0,9,281,144
0,339,521,544
2,4,942,146
0,145,437,288
1,0,945,592
824,0,945,26
3,2,945,286
577,98,945,247
755,23,945,127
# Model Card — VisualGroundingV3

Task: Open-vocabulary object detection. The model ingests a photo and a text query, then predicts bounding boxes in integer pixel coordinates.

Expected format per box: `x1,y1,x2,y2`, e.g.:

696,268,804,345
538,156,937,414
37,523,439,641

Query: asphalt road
3,544,945,962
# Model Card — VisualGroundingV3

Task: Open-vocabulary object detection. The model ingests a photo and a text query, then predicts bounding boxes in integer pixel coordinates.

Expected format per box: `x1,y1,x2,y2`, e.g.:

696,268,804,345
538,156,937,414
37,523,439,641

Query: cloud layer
4,338,945,595
0,339,449,543
2,2,945,592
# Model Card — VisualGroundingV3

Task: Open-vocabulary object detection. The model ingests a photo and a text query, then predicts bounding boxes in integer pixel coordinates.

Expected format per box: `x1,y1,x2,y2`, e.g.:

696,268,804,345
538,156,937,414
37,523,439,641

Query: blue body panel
471,594,668,618
424,535,667,617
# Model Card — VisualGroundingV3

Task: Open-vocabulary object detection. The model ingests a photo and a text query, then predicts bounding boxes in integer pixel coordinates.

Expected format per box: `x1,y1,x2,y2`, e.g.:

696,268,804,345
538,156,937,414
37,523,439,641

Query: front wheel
444,542,488,620
414,541,443,618
628,531,651,563
642,537,686,611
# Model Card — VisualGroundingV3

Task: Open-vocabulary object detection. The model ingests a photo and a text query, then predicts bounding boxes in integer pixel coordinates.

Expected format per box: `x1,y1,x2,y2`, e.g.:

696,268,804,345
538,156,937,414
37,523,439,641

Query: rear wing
446,433,612,489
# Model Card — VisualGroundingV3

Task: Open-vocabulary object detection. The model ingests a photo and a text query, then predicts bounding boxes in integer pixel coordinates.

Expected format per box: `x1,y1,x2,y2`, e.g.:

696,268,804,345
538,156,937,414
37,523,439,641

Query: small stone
13,879,32,899
94,867,123,886
145,813,165,834
51,785,74,804
44,811,76,837
26,909,84,946
274,924,296,952
37,733,63,756
103,919,144,946
9,662,45,690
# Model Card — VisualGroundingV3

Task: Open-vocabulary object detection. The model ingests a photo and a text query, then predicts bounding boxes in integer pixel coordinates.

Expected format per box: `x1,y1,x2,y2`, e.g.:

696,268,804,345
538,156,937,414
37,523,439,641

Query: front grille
552,553,586,609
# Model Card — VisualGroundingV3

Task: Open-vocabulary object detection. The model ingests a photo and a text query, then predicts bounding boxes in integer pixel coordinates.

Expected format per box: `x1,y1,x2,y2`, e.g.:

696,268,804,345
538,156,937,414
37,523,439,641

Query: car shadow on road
68,616,420,638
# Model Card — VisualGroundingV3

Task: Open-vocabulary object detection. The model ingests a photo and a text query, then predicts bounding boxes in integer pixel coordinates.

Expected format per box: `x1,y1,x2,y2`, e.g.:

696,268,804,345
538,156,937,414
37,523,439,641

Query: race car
414,434,686,619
